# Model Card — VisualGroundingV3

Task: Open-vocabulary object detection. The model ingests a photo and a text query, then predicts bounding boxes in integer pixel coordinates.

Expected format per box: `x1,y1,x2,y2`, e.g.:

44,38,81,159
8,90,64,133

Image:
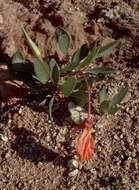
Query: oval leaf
62,44,88,72
12,50,27,72
94,73,106,82
108,104,118,115
22,26,41,60
12,50,26,64
11,51,34,77
61,76,77,97
100,100,110,112
99,86,108,103
52,65,60,83
79,48,100,69
96,40,120,58
49,59,60,83
90,66,117,75
34,58,49,84
22,26,49,81
55,28,70,56
109,87,128,107
62,48,81,72
70,90,87,106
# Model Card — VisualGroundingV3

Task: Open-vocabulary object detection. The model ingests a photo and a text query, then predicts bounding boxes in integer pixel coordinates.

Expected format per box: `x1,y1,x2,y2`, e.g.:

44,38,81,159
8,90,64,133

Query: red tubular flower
75,119,95,160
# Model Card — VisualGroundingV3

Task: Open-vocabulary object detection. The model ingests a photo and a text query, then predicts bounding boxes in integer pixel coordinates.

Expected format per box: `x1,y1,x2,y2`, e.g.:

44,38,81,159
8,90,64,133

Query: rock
68,102,87,124
68,159,79,169
114,134,119,140
46,134,51,142
0,134,8,142
18,107,23,114
70,185,77,190
90,169,97,175
120,134,123,139
72,159,79,168
69,169,79,177
5,151,11,159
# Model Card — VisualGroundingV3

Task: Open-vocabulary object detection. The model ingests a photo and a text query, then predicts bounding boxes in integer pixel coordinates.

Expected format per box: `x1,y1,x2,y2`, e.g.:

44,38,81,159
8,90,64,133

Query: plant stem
84,75,91,120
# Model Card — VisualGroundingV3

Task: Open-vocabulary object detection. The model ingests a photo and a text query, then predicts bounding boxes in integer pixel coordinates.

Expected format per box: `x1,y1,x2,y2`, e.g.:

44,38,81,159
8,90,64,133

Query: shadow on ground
11,127,68,167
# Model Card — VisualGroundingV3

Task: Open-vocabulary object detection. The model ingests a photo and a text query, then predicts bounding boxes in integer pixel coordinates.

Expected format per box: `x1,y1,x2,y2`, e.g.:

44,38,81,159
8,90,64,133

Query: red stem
88,84,91,120
84,76,91,120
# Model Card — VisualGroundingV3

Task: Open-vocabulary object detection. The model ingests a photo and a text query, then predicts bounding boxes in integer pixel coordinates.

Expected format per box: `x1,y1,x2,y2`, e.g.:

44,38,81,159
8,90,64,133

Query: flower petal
75,127,95,160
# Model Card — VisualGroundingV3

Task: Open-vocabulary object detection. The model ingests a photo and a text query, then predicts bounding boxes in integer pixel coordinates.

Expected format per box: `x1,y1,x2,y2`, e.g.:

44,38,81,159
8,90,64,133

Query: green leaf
22,26,49,82
34,58,49,84
74,79,85,91
100,100,110,112
61,76,77,97
79,47,100,69
11,50,34,76
100,101,118,114
49,96,55,122
71,48,81,67
79,44,89,60
96,40,120,58
49,59,60,83
112,178,123,188
108,104,118,115
90,66,117,75
99,86,108,103
105,87,128,115
49,58,56,70
62,48,80,72
22,26,42,60
100,87,128,114
62,44,88,72
44,56,49,65
70,90,87,107
94,73,106,82
55,27,70,56
12,50,26,64
52,65,60,83
109,87,128,107
12,50,26,72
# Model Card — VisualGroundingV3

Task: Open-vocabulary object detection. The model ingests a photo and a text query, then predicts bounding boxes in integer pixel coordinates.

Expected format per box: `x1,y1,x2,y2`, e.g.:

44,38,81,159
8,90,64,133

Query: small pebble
114,134,119,140
18,107,23,114
72,159,79,168
5,151,11,159
69,169,79,177
8,119,12,125
120,134,123,138
68,159,78,169
90,169,97,175
0,134,8,142
70,185,77,190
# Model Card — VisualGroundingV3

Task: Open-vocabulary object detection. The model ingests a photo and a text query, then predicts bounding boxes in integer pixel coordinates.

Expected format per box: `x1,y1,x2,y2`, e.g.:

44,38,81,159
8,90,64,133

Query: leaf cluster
99,86,128,114
10,26,127,114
